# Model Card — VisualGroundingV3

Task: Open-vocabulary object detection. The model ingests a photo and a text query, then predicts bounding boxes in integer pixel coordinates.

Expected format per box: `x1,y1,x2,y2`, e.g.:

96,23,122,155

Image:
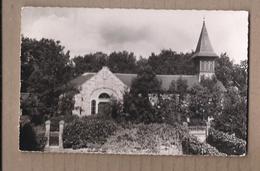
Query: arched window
99,93,110,99
91,100,96,115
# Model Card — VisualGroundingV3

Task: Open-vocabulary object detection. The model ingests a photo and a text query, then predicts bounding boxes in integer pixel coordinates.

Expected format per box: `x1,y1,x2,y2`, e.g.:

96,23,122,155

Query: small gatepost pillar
206,121,210,137
59,120,65,149
45,120,51,148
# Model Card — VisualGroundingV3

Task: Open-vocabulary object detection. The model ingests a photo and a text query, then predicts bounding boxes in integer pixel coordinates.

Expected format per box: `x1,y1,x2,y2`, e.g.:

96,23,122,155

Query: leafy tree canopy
21,36,74,117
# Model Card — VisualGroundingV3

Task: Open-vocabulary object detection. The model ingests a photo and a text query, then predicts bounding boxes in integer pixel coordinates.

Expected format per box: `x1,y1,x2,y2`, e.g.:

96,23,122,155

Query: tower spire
192,19,218,59
192,19,218,81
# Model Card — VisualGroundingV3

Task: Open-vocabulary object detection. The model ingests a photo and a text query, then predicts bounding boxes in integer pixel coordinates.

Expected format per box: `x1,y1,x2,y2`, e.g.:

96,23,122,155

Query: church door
98,102,111,115
97,93,111,115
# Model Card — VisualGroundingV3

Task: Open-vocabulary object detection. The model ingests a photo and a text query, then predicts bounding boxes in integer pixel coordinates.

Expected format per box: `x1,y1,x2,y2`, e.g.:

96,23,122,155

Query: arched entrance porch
89,88,119,115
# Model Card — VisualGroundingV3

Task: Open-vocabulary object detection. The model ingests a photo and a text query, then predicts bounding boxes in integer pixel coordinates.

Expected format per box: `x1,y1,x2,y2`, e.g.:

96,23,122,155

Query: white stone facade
72,67,128,116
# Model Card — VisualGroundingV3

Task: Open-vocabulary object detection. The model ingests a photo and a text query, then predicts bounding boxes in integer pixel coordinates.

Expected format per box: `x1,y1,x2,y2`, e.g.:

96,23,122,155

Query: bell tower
192,19,218,82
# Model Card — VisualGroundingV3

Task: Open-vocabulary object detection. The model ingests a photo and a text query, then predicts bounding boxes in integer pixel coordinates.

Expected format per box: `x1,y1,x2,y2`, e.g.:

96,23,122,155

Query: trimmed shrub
63,116,118,149
181,135,224,156
207,128,246,155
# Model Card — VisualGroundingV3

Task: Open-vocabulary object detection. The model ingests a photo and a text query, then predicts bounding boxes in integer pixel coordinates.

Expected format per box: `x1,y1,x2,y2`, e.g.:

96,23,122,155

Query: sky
21,8,248,64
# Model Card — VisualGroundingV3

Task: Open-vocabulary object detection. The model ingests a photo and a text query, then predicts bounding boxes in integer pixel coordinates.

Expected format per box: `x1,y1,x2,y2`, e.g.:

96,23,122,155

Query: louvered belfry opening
192,19,218,80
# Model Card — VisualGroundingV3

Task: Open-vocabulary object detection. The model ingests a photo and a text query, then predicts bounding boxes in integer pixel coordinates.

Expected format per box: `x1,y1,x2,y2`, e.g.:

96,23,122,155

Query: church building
70,21,225,116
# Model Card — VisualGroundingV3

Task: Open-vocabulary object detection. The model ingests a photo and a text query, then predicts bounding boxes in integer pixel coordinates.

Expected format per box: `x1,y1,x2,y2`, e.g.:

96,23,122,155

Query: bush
35,132,47,151
181,135,224,156
123,91,157,124
207,128,246,155
63,116,118,149
19,123,46,151
102,123,185,154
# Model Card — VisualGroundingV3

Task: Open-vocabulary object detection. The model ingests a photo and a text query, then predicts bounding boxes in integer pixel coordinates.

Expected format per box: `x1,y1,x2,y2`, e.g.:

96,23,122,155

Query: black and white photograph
20,8,248,156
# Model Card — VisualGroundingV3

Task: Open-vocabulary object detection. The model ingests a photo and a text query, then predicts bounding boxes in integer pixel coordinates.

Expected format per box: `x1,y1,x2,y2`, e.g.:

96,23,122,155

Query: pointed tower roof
192,19,218,59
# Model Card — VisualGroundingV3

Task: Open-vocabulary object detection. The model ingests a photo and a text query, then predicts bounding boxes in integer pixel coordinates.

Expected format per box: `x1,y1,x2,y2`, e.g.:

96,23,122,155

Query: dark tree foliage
136,57,149,72
107,51,137,73
215,53,248,92
166,78,189,122
123,65,162,123
212,87,247,140
232,60,248,96
215,53,234,88
169,77,188,100
123,91,156,123
72,52,107,76
188,79,222,125
130,65,161,97
57,85,79,116
214,54,248,140
147,49,195,75
21,37,74,119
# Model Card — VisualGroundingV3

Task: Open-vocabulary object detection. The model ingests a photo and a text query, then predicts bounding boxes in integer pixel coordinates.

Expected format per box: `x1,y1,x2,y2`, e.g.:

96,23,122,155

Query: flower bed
207,128,246,155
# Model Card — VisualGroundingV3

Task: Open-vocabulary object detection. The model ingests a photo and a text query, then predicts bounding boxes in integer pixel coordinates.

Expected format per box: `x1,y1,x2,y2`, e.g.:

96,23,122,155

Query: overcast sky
21,8,248,64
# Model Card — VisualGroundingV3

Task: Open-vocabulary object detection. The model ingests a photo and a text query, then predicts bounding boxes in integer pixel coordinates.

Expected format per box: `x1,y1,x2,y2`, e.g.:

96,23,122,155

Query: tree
188,81,222,125
167,78,189,122
169,77,188,100
57,85,79,116
123,65,162,123
215,53,234,88
72,52,107,76
136,57,148,72
232,60,248,93
21,37,74,118
130,65,161,97
212,87,247,140
147,49,195,75
107,51,137,73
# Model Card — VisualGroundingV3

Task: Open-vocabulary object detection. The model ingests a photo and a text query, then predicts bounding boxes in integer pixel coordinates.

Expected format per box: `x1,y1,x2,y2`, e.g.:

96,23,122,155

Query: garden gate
44,120,64,151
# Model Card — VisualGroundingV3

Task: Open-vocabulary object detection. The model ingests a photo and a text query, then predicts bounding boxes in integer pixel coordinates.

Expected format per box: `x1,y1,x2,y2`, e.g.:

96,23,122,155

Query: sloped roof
70,72,95,87
70,72,226,92
156,75,198,90
192,20,218,59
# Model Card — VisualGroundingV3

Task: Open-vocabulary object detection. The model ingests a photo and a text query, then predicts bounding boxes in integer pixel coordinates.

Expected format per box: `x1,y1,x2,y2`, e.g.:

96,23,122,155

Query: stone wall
73,67,128,116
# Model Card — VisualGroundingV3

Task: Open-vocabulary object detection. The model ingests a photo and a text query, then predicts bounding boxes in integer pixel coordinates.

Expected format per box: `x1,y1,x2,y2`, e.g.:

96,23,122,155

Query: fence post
206,121,210,137
59,120,65,149
45,120,51,148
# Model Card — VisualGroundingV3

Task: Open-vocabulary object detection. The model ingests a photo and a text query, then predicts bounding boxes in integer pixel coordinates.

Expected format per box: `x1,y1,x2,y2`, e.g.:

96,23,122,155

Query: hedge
207,128,246,155
182,134,225,156
63,116,118,149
